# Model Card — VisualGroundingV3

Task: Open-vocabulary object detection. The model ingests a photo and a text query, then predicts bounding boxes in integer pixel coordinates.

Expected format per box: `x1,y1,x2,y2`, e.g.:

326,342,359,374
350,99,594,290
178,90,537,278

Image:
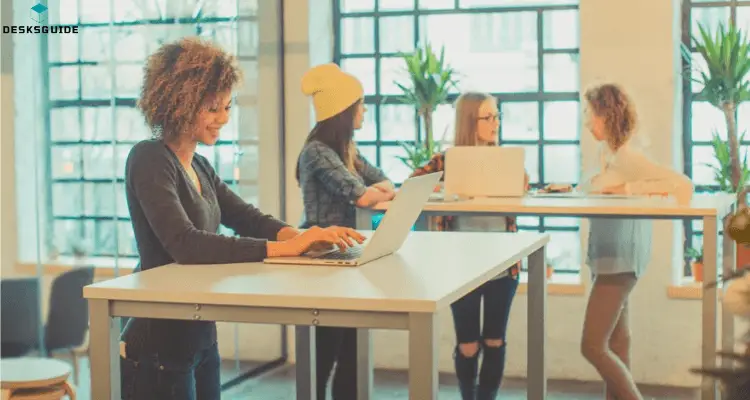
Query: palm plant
682,22,750,200
708,130,750,193
393,43,458,170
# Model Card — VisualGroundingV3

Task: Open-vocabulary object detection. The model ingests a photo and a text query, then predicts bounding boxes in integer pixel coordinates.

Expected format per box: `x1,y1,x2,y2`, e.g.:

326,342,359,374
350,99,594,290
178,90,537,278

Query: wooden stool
0,358,75,400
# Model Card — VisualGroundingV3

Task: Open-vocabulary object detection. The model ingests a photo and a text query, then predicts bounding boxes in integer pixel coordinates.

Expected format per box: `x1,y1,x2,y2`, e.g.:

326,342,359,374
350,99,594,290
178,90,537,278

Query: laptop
263,171,443,267
444,146,526,198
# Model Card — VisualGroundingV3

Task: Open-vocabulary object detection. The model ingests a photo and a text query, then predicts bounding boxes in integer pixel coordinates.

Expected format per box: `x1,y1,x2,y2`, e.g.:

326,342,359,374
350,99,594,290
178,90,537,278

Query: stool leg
62,381,76,400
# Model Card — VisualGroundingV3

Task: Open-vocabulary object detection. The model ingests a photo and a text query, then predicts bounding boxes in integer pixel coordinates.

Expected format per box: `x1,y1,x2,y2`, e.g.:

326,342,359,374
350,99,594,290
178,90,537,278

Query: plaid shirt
298,140,388,229
409,152,521,279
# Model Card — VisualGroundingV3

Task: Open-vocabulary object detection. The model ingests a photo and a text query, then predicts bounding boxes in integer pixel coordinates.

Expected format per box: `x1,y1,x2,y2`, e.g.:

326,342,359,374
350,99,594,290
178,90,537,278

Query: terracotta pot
737,244,750,270
692,262,704,283
546,265,554,279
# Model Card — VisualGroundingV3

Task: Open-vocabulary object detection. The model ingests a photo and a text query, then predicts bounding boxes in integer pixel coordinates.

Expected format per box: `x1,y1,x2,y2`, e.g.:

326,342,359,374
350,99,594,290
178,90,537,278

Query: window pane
460,0,577,7
115,65,141,98
53,220,83,254
379,0,414,11
81,27,111,62
510,145,539,183
82,145,116,179
340,0,375,12
47,33,79,63
50,108,81,142
51,146,82,179
689,51,708,94
380,104,415,142
543,53,578,92
739,6,750,35
379,16,414,53
501,102,539,141
379,56,411,96
422,13,538,92
237,20,259,58
119,221,138,257
547,230,581,272
116,145,131,180
82,107,113,142
691,145,718,186
418,0,454,9
341,17,375,54
52,183,83,217
236,145,260,182
543,145,579,183
90,220,118,257
340,58,376,95
543,10,578,49
517,216,540,228
113,27,149,63
692,101,726,142
738,102,749,141
380,145,413,183
691,7,730,39
84,182,117,217
79,0,111,23
49,66,80,101
358,145,377,166
117,107,150,142
113,0,162,22
432,104,454,144
543,101,579,141
544,217,578,228
81,66,112,100
216,145,240,182
357,103,377,142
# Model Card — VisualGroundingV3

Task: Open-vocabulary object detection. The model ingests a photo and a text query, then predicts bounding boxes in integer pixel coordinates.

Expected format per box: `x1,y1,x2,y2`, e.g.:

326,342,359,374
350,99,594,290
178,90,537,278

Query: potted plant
682,21,750,267
393,43,459,170
686,247,705,282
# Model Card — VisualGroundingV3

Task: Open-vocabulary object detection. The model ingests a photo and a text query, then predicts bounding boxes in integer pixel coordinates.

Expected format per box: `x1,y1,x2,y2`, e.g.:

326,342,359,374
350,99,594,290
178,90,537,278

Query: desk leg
356,328,373,400
721,210,737,372
527,246,547,400
88,299,120,400
702,216,719,400
408,312,438,400
295,326,316,400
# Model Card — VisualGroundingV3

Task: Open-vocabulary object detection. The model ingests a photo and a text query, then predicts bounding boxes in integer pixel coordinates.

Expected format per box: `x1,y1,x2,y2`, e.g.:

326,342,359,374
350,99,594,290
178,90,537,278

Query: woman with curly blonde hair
579,84,693,400
120,37,363,399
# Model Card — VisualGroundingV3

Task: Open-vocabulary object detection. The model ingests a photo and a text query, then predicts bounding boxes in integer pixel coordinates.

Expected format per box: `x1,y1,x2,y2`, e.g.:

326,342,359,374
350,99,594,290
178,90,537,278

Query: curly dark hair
584,83,638,151
137,36,242,143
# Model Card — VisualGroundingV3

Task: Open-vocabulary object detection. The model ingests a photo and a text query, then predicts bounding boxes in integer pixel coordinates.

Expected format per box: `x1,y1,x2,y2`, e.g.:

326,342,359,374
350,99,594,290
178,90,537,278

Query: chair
0,278,41,358
43,267,95,384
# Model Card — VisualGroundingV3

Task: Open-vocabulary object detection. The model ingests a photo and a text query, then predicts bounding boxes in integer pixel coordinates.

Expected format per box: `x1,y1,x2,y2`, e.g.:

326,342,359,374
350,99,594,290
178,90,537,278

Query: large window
42,0,263,261
334,0,582,273
682,0,750,272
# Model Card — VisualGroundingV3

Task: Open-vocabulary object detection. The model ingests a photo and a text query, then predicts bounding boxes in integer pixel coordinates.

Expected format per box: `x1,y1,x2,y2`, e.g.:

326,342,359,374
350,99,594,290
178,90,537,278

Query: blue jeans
120,343,221,400
451,276,518,400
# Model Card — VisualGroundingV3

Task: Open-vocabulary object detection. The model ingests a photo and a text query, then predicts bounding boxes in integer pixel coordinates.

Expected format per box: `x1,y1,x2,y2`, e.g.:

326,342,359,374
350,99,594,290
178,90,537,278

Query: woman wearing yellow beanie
296,63,396,399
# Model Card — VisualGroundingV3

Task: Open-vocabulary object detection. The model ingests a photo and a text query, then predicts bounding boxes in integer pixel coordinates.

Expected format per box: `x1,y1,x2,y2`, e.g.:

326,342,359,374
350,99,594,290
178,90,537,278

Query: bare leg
606,301,631,399
581,273,642,400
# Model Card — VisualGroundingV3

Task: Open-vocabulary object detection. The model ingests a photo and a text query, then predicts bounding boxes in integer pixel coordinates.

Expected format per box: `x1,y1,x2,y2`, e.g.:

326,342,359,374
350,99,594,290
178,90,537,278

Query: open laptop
444,146,526,198
263,171,443,267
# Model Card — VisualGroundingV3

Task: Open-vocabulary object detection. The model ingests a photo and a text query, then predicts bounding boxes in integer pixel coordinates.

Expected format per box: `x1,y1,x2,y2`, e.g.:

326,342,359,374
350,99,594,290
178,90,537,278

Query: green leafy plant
686,247,704,264
708,130,750,193
682,22,750,200
393,43,458,170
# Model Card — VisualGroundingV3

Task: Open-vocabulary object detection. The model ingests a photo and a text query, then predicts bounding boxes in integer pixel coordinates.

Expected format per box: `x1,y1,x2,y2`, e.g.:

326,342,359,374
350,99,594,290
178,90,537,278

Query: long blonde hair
584,83,637,151
453,92,497,147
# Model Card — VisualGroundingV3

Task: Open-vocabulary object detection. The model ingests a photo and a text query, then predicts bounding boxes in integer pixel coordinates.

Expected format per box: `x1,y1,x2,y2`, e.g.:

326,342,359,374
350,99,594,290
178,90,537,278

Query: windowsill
667,277,704,299
17,256,138,277
517,271,586,296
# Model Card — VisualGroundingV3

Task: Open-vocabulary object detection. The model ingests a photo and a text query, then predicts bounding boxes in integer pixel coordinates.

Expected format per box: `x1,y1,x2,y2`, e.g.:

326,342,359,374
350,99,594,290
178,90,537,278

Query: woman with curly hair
120,37,363,400
579,83,693,400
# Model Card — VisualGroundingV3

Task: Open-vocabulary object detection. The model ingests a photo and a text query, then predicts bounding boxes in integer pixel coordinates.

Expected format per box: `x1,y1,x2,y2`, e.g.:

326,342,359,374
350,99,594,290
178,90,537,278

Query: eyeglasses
477,113,501,122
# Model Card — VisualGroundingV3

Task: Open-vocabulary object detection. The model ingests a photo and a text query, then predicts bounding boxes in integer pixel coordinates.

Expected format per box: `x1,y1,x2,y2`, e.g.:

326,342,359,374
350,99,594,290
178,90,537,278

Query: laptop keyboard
315,246,363,260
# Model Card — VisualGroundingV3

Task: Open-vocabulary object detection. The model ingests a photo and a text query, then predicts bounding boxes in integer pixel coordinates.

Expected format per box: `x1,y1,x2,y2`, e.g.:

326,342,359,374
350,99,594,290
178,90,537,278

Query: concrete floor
65,356,699,399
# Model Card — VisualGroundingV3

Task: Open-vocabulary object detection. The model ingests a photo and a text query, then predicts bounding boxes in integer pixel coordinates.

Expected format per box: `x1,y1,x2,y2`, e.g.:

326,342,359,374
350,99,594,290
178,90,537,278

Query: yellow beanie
301,63,364,122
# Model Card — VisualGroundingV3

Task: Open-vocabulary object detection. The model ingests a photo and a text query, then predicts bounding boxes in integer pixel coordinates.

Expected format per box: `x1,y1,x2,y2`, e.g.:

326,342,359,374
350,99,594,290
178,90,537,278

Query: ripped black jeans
451,275,518,400
120,343,221,400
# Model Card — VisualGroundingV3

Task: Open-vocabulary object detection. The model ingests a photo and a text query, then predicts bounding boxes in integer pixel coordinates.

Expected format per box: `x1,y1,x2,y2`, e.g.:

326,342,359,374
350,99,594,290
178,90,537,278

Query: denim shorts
120,343,221,400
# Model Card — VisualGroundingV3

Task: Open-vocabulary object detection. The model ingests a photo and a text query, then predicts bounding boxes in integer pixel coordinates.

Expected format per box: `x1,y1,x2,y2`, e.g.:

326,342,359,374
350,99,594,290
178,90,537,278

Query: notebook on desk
263,172,442,267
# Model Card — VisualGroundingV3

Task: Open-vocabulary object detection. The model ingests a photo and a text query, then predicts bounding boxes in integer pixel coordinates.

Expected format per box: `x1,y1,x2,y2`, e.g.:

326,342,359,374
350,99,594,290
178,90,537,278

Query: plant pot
546,265,554,279
692,262,704,283
737,244,750,270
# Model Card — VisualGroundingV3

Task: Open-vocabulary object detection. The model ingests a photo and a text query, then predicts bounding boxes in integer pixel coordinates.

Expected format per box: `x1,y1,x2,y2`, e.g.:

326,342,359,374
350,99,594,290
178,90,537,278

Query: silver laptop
263,172,443,267
444,146,525,198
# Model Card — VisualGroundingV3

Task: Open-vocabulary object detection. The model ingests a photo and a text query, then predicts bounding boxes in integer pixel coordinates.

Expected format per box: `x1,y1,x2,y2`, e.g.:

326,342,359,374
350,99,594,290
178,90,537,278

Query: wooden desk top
371,193,735,218
84,231,549,313
0,358,71,390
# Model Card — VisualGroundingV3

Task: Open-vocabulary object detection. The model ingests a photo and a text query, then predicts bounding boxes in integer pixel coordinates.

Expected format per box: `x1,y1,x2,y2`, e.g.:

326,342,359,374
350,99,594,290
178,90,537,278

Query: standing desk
356,192,736,400
84,231,549,400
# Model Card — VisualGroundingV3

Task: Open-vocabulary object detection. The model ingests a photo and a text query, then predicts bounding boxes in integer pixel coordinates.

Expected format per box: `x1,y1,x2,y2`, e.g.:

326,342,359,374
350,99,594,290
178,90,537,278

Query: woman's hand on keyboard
291,226,366,255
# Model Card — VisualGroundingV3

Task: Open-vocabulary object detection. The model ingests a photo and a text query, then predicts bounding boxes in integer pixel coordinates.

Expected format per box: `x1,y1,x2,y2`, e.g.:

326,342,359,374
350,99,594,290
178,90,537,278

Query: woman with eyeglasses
409,92,528,400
